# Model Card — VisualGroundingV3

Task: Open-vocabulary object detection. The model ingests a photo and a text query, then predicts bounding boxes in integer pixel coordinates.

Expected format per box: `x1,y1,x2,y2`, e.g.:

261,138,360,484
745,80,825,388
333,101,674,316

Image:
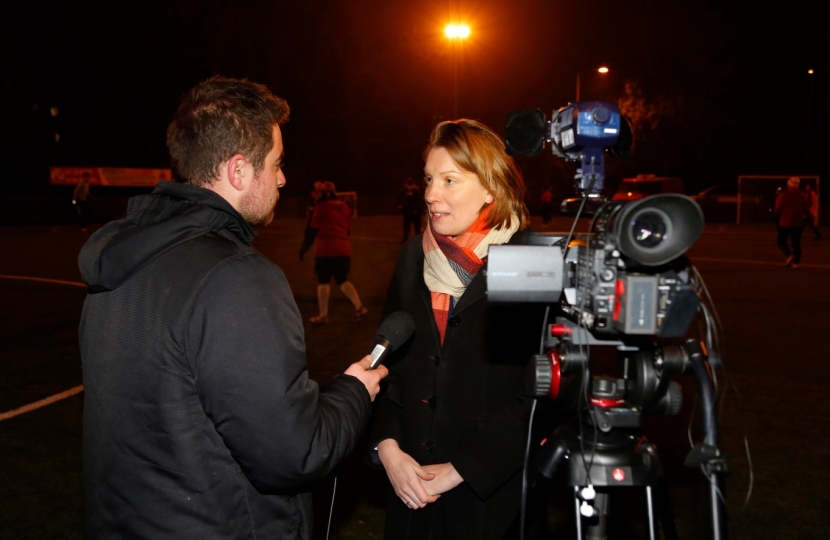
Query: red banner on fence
49,167,173,187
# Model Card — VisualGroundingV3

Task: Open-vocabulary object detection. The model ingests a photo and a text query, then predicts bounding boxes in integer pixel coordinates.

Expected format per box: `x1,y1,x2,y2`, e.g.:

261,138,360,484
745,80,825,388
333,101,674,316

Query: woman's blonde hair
424,119,528,230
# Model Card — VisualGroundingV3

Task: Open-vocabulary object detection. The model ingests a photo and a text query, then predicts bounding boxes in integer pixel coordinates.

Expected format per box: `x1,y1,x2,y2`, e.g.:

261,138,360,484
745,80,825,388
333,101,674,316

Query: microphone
369,311,416,369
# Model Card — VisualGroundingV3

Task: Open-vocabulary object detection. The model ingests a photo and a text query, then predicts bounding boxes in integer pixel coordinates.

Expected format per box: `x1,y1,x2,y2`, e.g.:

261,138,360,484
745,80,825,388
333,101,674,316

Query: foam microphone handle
369,311,416,369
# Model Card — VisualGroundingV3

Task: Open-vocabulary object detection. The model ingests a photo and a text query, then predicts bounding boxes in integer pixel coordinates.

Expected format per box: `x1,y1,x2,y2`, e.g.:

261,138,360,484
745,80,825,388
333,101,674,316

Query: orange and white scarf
423,207,519,344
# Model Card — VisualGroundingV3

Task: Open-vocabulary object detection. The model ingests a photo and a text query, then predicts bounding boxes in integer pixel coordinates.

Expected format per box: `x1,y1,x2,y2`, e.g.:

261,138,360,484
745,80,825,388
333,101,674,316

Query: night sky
3,0,826,199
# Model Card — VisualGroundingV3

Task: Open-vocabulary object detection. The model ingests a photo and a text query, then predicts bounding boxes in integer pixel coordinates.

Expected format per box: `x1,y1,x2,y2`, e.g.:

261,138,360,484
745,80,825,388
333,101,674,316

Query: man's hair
424,119,528,230
166,77,290,187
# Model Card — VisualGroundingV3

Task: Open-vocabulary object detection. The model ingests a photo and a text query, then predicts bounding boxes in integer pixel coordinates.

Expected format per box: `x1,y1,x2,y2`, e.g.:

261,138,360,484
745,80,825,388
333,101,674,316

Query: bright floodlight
598,66,609,74
445,24,470,39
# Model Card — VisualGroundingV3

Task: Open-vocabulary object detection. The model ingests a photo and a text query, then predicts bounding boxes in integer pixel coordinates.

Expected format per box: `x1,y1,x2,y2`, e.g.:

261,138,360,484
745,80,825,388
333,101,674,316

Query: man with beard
78,77,387,539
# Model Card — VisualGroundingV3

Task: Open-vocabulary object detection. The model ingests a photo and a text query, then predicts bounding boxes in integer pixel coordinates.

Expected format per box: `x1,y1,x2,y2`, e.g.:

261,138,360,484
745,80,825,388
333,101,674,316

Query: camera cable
687,275,755,517
519,304,551,540
562,169,599,261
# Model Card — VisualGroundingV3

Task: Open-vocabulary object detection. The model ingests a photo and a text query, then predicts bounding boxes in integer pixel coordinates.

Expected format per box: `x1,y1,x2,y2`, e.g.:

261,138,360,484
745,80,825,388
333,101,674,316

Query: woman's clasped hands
377,439,463,510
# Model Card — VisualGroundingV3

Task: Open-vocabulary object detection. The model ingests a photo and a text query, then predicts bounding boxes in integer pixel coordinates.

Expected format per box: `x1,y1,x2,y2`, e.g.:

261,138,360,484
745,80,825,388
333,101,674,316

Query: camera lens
630,211,668,248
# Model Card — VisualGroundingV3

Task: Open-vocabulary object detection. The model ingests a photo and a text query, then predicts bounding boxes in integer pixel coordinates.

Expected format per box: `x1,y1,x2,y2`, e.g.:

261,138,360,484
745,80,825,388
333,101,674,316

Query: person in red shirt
300,182,368,322
774,176,811,268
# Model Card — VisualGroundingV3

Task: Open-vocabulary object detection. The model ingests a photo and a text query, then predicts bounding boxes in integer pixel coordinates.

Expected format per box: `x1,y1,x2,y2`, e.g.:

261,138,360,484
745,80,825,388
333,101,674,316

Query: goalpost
737,175,820,225
336,191,358,217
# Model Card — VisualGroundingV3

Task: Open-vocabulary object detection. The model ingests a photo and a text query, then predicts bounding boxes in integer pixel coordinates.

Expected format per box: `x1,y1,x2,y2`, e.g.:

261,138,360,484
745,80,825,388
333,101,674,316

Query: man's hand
344,355,388,401
421,462,464,496
377,439,440,509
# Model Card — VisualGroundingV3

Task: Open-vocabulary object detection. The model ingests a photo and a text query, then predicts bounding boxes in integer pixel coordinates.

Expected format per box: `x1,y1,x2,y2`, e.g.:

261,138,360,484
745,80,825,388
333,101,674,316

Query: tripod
531,321,727,540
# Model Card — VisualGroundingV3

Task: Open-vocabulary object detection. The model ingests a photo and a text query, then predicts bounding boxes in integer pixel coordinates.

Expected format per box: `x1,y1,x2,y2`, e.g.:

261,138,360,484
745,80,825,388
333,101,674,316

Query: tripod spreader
533,426,678,540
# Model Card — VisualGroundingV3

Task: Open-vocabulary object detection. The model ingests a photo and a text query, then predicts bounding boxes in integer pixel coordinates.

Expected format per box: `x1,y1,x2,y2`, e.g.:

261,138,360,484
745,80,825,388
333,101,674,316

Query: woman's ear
485,191,494,205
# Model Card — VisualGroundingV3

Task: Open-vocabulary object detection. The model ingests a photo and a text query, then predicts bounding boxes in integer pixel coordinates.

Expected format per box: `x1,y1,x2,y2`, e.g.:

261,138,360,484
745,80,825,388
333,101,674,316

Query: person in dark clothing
72,172,91,231
368,119,554,539
400,176,425,241
802,182,822,240
775,176,811,268
540,186,554,225
78,77,387,540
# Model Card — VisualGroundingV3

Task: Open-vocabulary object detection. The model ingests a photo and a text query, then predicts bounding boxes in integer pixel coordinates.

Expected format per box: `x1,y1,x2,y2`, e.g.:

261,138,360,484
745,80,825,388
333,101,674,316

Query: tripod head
531,318,694,433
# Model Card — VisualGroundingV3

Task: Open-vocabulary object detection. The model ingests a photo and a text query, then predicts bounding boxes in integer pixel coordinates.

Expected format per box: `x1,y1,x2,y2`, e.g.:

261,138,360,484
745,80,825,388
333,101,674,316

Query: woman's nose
424,183,438,203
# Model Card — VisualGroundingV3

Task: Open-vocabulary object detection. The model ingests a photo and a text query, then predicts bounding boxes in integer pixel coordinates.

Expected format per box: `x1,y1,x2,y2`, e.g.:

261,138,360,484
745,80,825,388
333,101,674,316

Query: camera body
487,193,704,339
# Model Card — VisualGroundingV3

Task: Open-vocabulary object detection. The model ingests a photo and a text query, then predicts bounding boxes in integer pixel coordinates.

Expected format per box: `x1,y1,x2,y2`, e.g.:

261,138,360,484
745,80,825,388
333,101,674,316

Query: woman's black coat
369,231,551,540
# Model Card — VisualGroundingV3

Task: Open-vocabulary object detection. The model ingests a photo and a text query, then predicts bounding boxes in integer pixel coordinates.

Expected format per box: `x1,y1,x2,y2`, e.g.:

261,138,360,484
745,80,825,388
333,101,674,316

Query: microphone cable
325,475,337,540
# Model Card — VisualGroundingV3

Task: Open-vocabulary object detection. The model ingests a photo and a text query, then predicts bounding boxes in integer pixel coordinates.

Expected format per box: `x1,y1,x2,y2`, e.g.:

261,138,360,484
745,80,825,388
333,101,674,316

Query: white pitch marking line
0,274,86,288
691,257,830,269
0,385,84,422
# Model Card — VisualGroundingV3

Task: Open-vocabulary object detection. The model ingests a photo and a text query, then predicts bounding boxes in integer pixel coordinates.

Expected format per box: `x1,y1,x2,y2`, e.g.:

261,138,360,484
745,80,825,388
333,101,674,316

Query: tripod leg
654,480,679,540
646,486,657,540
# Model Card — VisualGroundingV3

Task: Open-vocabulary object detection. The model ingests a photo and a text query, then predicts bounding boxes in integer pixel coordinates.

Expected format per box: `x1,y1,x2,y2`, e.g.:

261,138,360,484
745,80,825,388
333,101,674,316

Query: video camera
491,101,703,340
490,102,727,539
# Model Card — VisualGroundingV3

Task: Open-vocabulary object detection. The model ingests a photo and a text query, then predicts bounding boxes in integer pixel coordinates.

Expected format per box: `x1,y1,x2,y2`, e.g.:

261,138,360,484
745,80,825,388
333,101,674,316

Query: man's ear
226,154,247,192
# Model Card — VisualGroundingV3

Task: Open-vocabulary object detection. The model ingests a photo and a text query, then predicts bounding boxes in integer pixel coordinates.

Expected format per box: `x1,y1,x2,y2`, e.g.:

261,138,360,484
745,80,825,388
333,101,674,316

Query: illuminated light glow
808,69,814,74
612,468,626,481
445,24,470,39
598,66,609,74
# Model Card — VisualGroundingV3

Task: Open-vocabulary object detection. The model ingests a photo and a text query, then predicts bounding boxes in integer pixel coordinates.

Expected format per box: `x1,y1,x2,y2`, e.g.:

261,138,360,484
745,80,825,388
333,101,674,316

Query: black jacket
78,181,371,539
369,232,551,540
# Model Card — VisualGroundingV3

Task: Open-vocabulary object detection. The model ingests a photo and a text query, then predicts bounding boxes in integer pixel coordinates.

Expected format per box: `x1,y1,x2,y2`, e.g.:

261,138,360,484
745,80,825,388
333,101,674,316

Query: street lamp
807,69,815,163
445,24,470,118
575,66,609,102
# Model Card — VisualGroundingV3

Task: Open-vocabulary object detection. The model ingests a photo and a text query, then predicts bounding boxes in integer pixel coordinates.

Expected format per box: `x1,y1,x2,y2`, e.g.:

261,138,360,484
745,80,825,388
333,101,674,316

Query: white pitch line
692,257,830,269
0,385,84,422
0,274,86,288
0,275,86,421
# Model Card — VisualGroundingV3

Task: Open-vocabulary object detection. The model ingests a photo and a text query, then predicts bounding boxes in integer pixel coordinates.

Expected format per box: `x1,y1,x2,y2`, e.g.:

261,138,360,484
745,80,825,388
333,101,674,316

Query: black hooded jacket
78,181,370,539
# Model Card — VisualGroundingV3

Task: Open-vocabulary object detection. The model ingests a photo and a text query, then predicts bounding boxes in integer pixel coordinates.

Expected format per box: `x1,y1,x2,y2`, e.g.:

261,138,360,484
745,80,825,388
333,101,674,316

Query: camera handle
683,339,729,540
